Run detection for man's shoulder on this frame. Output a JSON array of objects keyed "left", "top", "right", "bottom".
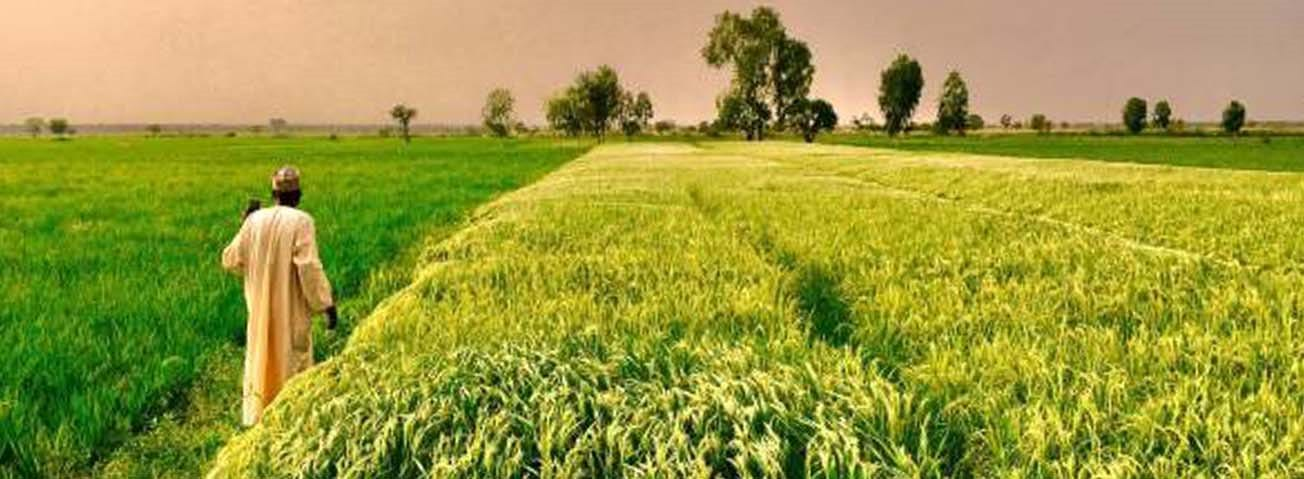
[{"left": 248, "top": 206, "right": 314, "bottom": 227}]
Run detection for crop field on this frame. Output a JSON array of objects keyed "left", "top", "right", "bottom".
[
  {"left": 207, "top": 141, "right": 1304, "bottom": 477},
  {"left": 825, "top": 133, "right": 1304, "bottom": 172},
  {"left": 0, "top": 137, "right": 586, "bottom": 477}
]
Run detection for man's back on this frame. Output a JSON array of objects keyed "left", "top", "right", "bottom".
[{"left": 222, "top": 205, "right": 333, "bottom": 425}]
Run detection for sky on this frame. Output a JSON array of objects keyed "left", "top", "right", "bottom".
[{"left": 2, "top": 0, "right": 1302, "bottom": 125}]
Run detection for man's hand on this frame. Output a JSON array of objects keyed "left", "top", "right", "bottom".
[{"left": 325, "top": 305, "right": 339, "bottom": 330}]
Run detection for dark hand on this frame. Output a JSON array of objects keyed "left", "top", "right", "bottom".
[{"left": 325, "top": 305, "right": 339, "bottom": 330}]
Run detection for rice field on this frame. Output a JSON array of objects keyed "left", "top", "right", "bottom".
[
  {"left": 210, "top": 142, "right": 1304, "bottom": 477},
  {"left": 0, "top": 137, "right": 586, "bottom": 477}
]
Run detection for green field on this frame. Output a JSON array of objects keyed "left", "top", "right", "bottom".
[
  {"left": 208, "top": 142, "right": 1304, "bottom": 477},
  {"left": 824, "top": 133, "right": 1304, "bottom": 172},
  {"left": 0, "top": 137, "right": 586, "bottom": 476}
]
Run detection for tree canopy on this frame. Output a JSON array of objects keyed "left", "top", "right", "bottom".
[
  {"left": 544, "top": 65, "right": 634, "bottom": 141},
  {"left": 791, "top": 98, "right": 837, "bottom": 143},
  {"left": 389, "top": 104, "right": 417, "bottom": 143},
  {"left": 1122, "top": 97, "right": 1147, "bottom": 134},
  {"left": 935, "top": 71, "right": 969, "bottom": 135},
  {"left": 878, "top": 54, "right": 924, "bottom": 136},
  {"left": 1153, "top": 100, "right": 1172, "bottom": 131},
  {"left": 1222, "top": 101, "right": 1246, "bottom": 135},
  {"left": 618, "top": 91, "right": 655, "bottom": 139},
  {"left": 702, "top": 7, "right": 815, "bottom": 141},
  {"left": 482, "top": 88, "right": 516, "bottom": 138}
]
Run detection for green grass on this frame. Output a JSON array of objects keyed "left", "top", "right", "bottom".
[
  {"left": 824, "top": 132, "right": 1304, "bottom": 171},
  {"left": 0, "top": 136, "right": 586, "bottom": 477},
  {"left": 210, "top": 142, "right": 1304, "bottom": 477}
]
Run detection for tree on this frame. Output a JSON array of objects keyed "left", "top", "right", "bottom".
[
  {"left": 49, "top": 118, "right": 70, "bottom": 138},
  {"left": 1222, "top": 100, "right": 1246, "bottom": 135},
  {"left": 935, "top": 71, "right": 970, "bottom": 135},
  {"left": 545, "top": 93, "right": 583, "bottom": 137},
  {"left": 999, "top": 114, "right": 1013, "bottom": 129},
  {"left": 618, "top": 91, "right": 654, "bottom": 139},
  {"left": 1029, "top": 114, "right": 1050, "bottom": 134},
  {"left": 389, "top": 104, "right": 417, "bottom": 143},
  {"left": 146, "top": 124, "right": 162, "bottom": 136},
  {"left": 24, "top": 117, "right": 45, "bottom": 137},
  {"left": 791, "top": 98, "right": 837, "bottom": 142},
  {"left": 1153, "top": 100, "right": 1172, "bottom": 131},
  {"left": 878, "top": 54, "right": 924, "bottom": 136},
  {"left": 851, "top": 113, "right": 876, "bottom": 131},
  {"left": 544, "top": 65, "right": 627, "bottom": 140},
  {"left": 269, "top": 118, "right": 289, "bottom": 136},
  {"left": 1122, "top": 97, "right": 1147, "bottom": 134},
  {"left": 654, "top": 120, "right": 677, "bottom": 135},
  {"left": 482, "top": 88, "right": 516, "bottom": 138},
  {"left": 966, "top": 114, "right": 985, "bottom": 131},
  {"left": 702, "top": 6, "right": 815, "bottom": 141}
]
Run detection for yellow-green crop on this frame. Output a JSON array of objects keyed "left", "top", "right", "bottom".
[{"left": 211, "top": 142, "right": 1304, "bottom": 477}]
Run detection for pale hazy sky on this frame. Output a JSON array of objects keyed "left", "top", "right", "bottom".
[{"left": 2, "top": 0, "right": 1301, "bottom": 125}]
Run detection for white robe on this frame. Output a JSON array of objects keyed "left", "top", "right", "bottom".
[{"left": 222, "top": 206, "right": 334, "bottom": 426}]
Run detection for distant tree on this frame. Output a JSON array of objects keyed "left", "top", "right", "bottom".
[
  {"left": 878, "top": 54, "right": 925, "bottom": 136},
  {"left": 935, "top": 71, "right": 970, "bottom": 135},
  {"left": 389, "top": 104, "right": 417, "bottom": 143},
  {"left": 966, "top": 114, "right": 985, "bottom": 131},
  {"left": 1029, "top": 114, "right": 1050, "bottom": 134},
  {"left": 702, "top": 6, "right": 814, "bottom": 141},
  {"left": 851, "top": 113, "right": 876, "bottom": 131},
  {"left": 248, "top": 125, "right": 265, "bottom": 135},
  {"left": 546, "top": 92, "right": 583, "bottom": 137},
  {"left": 24, "top": 117, "right": 45, "bottom": 137},
  {"left": 48, "top": 118, "right": 70, "bottom": 138},
  {"left": 1222, "top": 100, "right": 1246, "bottom": 135},
  {"left": 1059, "top": 121, "right": 1071, "bottom": 130},
  {"left": 790, "top": 98, "right": 837, "bottom": 143},
  {"left": 618, "top": 91, "right": 654, "bottom": 139},
  {"left": 146, "top": 124, "right": 162, "bottom": 136},
  {"left": 377, "top": 127, "right": 393, "bottom": 138},
  {"left": 482, "top": 88, "right": 516, "bottom": 138},
  {"left": 269, "top": 118, "right": 289, "bottom": 136},
  {"left": 653, "top": 119, "right": 677, "bottom": 135},
  {"left": 999, "top": 114, "right": 1013, "bottom": 129},
  {"left": 1122, "top": 97, "right": 1147, "bottom": 134},
  {"left": 1153, "top": 100, "right": 1172, "bottom": 131}
]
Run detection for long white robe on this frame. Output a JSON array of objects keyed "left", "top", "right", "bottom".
[{"left": 221, "top": 206, "right": 334, "bottom": 426}]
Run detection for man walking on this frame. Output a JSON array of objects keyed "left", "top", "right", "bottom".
[{"left": 222, "top": 166, "right": 338, "bottom": 426}]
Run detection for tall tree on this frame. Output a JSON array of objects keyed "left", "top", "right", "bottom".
[
  {"left": 999, "top": 114, "right": 1013, "bottom": 129},
  {"left": 702, "top": 6, "right": 814, "bottom": 141},
  {"left": 482, "top": 88, "right": 516, "bottom": 138},
  {"left": 791, "top": 98, "right": 838, "bottom": 143},
  {"left": 1222, "top": 101, "right": 1246, "bottom": 135},
  {"left": 618, "top": 91, "right": 654, "bottom": 139},
  {"left": 878, "top": 54, "right": 924, "bottom": 136},
  {"left": 269, "top": 118, "right": 289, "bottom": 135},
  {"left": 1153, "top": 100, "right": 1172, "bottom": 131},
  {"left": 935, "top": 71, "right": 970, "bottom": 135},
  {"left": 24, "top": 117, "right": 44, "bottom": 138},
  {"left": 1122, "top": 97, "right": 1147, "bottom": 134},
  {"left": 545, "top": 92, "right": 583, "bottom": 137},
  {"left": 389, "top": 104, "right": 417, "bottom": 143},
  {"left": 573, "top": 66, "right": 624, "bottom": 141},
  {"left": 48, "top": 118, "right": 70, "bottom": 138}
]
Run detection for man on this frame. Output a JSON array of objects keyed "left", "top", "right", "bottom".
[{"left": 222, "top": 166, "right": 339, "bottom": 426}]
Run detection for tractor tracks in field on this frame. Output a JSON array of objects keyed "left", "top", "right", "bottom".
[{"left": 789, "top": 167, "right": 1246, "bottom": 271}]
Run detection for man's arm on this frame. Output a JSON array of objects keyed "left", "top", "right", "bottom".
[
  {"left": 292, "top": 217, "right": 337, "bottom": 329},
  {"left": 221, "top": 220, "right": 250, "bottom": 275}
]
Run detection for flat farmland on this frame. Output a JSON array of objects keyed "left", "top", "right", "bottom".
[
  {"left": 211, "top": 142, "right": 1304, "bottom": 477},
  {"left": 0, "top": 137, "right": 586, "bottom": 476}
]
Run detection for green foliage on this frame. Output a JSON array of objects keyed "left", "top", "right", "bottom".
[
  {"left": 0, "top": 137, "right": 585, "bottom": 477},
  {"left": 268, "top": 118, "right": 288, "bottom": 136},
  {"left": 545, "top": 66, "right": 627, "bottom": 141},
  {"left": 999, "top": 114, "right": 1013, "bottom": 129},
  {"left": 482, "top": 88, "right": 516, "bottom": 138},
  {"left": 790, "top": 98, "right": 837, "bottom": 143},
  {"left": 48, "top": 118, "right": 70, "bottom": 137},
  {"left": 546, "top": 93, "right": 583, "bottom": 137},
  {"left": 618, "top": 91, "right": 654, "bottom": 139},
  {"left": 965, "top": 114, "right": 984, "bottom": 131},
  {"left": 1153, "top": 100, "right": 1172, "bottom": 131},
  {"left": 212, "top": 142, "right": 1304, "bottom": 477},
  {"left": 24, "top": 117, "right": 45, "bottom": 137},
  {"left": 702, "top": 6, "right": 815, "bottom": 141},
  {"left": 1122, "top": 97, "right": 1147, "bottom": 134},
  {"left": 653, "top": 120, "right": 676, "bottom": 135},
  {"left": 389, "top": 104, "right": 418, "bottom": 143},
  {"left": 934, "top": 71, "right": 969, "bottom": 135},
  {"left": 878, "top": 54, "right": 924, "bottom": 136},
  {"left": 1028, "top": 113, "right": 1051, "bottom": 134},
  {"left": 1223, "top": 101, "right": 1247, "bottom": 135}
]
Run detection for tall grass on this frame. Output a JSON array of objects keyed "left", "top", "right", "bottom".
[
  {"left": 0, "top": 137, "right": 585, "bottom": 476},
  {"left": 211, "top": 142, "right": 1304, "bottom": 476}
]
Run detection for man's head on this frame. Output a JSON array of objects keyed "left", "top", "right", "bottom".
[{"left": 271, "top": 166, "right": 302, "bottom": 207}]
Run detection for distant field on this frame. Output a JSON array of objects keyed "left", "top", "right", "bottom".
[
  {"left": 0, "top": 137, "right": 585, "bottom": 476},
  {"left": 212, "top": 142, "right": 1304, "bottom": 477},
  {"left": 825, "top": 133, "right": 1304, "bottom": 171}
]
